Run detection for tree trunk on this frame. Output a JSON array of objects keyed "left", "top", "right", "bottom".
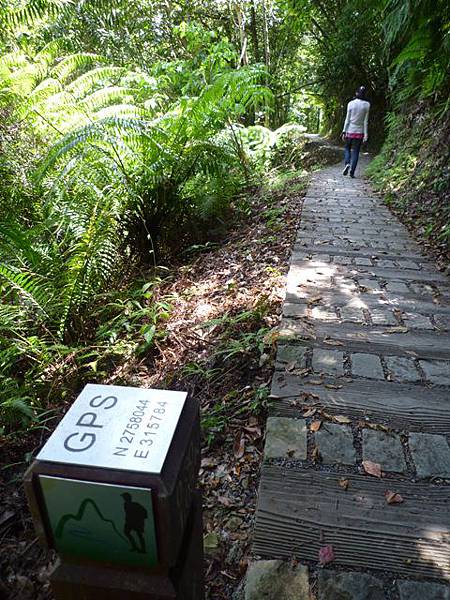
[
  {"left": 261, "top": 0, "right": 271, "bottom": 125},
  {"left": 235, "top": 1, "right": 249, "bottom": 67},
  {"left": 250, "top": 0, "right": 259, "bottom": 62}
]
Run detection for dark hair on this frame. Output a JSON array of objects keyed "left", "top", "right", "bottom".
[{"left": 355, "top": 86, "right": 367, "bottom": 99}]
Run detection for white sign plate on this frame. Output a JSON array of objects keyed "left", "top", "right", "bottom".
[{"left": 37, "top": 384, "right": 187, "bottom": 474}]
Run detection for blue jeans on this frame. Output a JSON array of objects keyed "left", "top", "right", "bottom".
[{"left": 344, "top": 137, "right": 363, "bottom": 175}]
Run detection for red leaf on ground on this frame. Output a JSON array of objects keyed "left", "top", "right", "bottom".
[
  {"left": 310, "top": 420, "right": 322, "bottom": 432},
  {"left": 362, "top": 460, "right": 382, "bottom": 478},
  {"left": 319, "top": 544, "right": 335, "bottom": 565}
]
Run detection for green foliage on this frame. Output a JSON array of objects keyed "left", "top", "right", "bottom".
[
  {"left": 0, "top": 3, "right": 276, "bottom": 428},
  {"left": 384, "top": 0, "right": 450, "bottom": 103},
  {"left": 366, "top": 106, "right": 450, "bottom": 257},
  {"left": 2, "top": 0, "right": 446, "bottom": 436},
  {"left": 285, "top": 0, "right": 389, "bottom": 144}
]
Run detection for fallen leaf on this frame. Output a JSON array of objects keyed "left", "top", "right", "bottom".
[
  {"left": 217, "top": 495, "right": 234, "bottom": 507},
  {"left": 303, "top": 407, "right": 317, "bottom": 417},
  {"left": 299, "top": 391, "right": 320, "bottom": 401},
  {"left": 201, "top": 457, "right": 218, "bottom": 468},
  {"left": 333, "top": 415, "right": 352, "bottom": 424},
  {"left": 263, "top": 330, "right": 280, "bottom": 345},
  {"left": 325, "top": 384, "right": 343, "bottom": 390},
  {"left": 203, "top": 532, "right": 219, "bottom": 553},
  {"left": 233, "top": 433, "right": 245, "bottom": 459},
  {"left": 366, "top": 422, "right": 390, "bottom": 433},
  {"left": 385, "top": 490, "right": 404, "bottom": 505},
  {"left": 296, "top": 368, "right": 311, "bottom": 377},
  {"left": 310, "top": 420, "right": 322, "bottom": 432},
  {"left": 362, "top": 460, "right": 382, "bottom": 478},
  {"left": 338, "top": 478, "right": 349, "bottom": 491},
  {"left": 244, "top": 425, "right": 262, "bottom": 437},
  {"left": 312, "top": 446, "right": 321, "bottom": 463},
  {"left": 308, "top": 295, "right": 323, "bottom": 306},
  {"left": 308, "top": 379, "right": 324, "bottom": 385},
  {"left": 259, "top": 353, "right": 270, "bottom": 367},
  {"left": 285, "top": 361, "right": 297, "bottom": 372},
  {"left": 384, "top": 326, "right": 408, "bottom": 334},
  {"left": 320, "top": 410, "right": 334, "bottom": 420},
  {"left": 319, "top": 544, "right": 335, "bottom": 565},
  {"left": 323, "top": 338, "right": 344, "bottom": 346}
]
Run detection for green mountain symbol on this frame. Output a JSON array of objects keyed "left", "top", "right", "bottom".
[{"left": 55, "top": 498, "right": 127, "bottom": 546}]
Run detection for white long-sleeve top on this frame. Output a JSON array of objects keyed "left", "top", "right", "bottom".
[{"left": 342, "top": 98, "right": 370, "bottom": 137}]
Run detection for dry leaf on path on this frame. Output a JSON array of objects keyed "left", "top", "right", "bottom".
[
  {"left": 325, "top": 384, "right": 343, "bottom": 390},
  {"left": 296, "top": 368, "right": 311, "bottom": 377},
  {"left": 384, "top": 326, "right": 408, "bottom": 334},
  {"left": 365, "top": 422, "right": 390, "bottom": 433},
  {"left": 299, "top": 391, "right": 320, "bottom": 401},
  {"left": 312, "top": 446, "right": 321, "bottom": 463},
  {"left": 310, "top": 420, "right": 322, "bottom": 432},
  {"left": 303, "top": 407, "right": 317, "bottom": 417},
  {"left": 333, "top": 415, "right": 352, "bottom": 424},
  {"left": 362, "top": 460, "right": 382, "bottom": 478},
  {"left": 321, "top": 410, "right": 333, "bottom": 420},
  {"left": 385, "top": 490, "right": 404, "bottom": 504},
  {"left": 323, "top": 338, "right": 344, "bottom": 346},
  {"left": 338, "top": 478, "right": 349, "bottom": 491},
  {"left": 319, "top": 544, "right": 335, "bottom": 565},
  {"left": 285, "top": 361, "right": 297, "bottom": 372}
]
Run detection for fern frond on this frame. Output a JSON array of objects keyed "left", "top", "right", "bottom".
[
  {"left": 0, "top": 264, "right": 51, "bottom": 317},
  {"left": 80, "top": 86, "right": 136, "bottom": 112},
  {"left": 66, "top": 66, "right": 126, "bottom": 97},
  {"left": 51, "top": 53, "right": 106, "bottom": 85},
  {"left": 4, "top": 0, "right": 71, "bottom": 28},
  {"left": 0, "top": 304, "right": 26, "bottom": 330}
]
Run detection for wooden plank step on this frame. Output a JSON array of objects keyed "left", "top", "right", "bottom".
[
  {"left": 279, "top": 320, "right": 450, "bottom": 360},
  {"left": 284, "top": 293, "right": 450, "bottom": 316},
  {"left": 270, "top": 375, "right": 450, "bottom": 435},
  {"left": 293, "top": 246, "right": 428, "bottom": 261},
  {"left": 253, "top": 466, "right": 450, "bottom": 580}
]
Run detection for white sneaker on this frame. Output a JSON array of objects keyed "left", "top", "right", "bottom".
[{"left": 342, "top": 164, "right": 350, "bottom": 176}]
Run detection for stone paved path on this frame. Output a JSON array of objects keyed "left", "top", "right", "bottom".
[{"left": 246, "top": 162, "right": 450, "bottom": 599}]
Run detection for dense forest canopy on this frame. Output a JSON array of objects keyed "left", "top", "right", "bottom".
[{"left": 0, "top": 0, "right": 449, "bottom": 428}]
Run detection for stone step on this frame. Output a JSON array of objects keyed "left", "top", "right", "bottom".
[
  {"left": 250, "top": 160, "right": 450, "bottom": 596},
  {"left": 244, "top": 562, "right": 450, "bottom": 600}
]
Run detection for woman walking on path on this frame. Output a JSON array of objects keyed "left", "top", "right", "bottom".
[{"left": 342, "top": 86, "right": 370, "bottom": 178}]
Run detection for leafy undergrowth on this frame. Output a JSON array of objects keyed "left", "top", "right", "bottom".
[
  {"left": 0, "top": 166, "right": 311, "bottom": 600},
  {"left": 366, "top": 104, "right": 450, "bottom": 270}
]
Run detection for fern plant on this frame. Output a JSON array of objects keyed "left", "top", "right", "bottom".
[{"left": 384, "top": 0, "right": 450, "bottom": 103}]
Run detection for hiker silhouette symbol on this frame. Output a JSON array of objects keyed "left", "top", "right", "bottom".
[{"left": 121, "top": 492, "right": 148, "bottom": 554}]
